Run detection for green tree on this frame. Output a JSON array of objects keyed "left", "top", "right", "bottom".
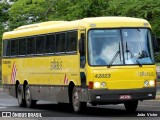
[
  {"left": 0, "top": 1, "right": 10, "bottom": 56},
  {"left": 8, "top": 0, "right": 109, "bottom": 25},
  {"left": 48, "top": 0, "right": 109, "bottom": 20},
  {"left": 8, "top": 0, "right": 54, "bottom": 29},
  {"left": 107, "top": 0, "right": 160, "bottom": 36}
]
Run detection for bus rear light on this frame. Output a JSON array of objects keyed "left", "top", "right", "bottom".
[{"left": 89, "top": 82, "right": 93, "bottom": 89}]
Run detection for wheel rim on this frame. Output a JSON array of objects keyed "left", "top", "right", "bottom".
[
  {"left": 25, "top": 88, "right": 31, "bottom": 105},
  {"left": 17, "top": 88, "right": 22, "bottom": 104},
  {"left": 72, "top": 90, "right": 79, "bottom": 111}
]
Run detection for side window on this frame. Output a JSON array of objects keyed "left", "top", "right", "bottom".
[
  {"left": 3, "top": 40, "right": 10, "bottom": 57},
  {"left": 46, "top": 34, "right": 55, "bottom": 54},
  {"left": 27, "top": 37, "right": 35, "bottom": 55},
  {"left": 11, "top": 39, "right": 18, "bottom": 56},
  {"left": 56, "top": 33, "right": 66, "bottom": 53},
  {"left": 67, "top": 31, "right": 77, "bottom": 52},
  {"left": 19, "top": 38, "right": 26, "bottom": 56},
  {"left": 36, "top": 36, "right": 45, "bottom": 54}
]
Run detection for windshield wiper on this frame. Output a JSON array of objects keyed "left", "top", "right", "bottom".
[
  {"left": 107, "top": 42, "right": 121, "bottom": 68},
  {"left": 126, "top": 42, "right": 142, "bottom": 67}
]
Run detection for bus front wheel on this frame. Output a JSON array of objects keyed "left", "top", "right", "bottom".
[
  {"left": 124, "top": 101, "right": 138, "bottom": 112},
  {"left": 72, "top": 87, "right": 86, "bottom": 113},
  {"left": 25, "top": 84, "right": 36, "bottom": 108},
  {"left": 17, "top": 84, "right": 25, "bottom": 107}
]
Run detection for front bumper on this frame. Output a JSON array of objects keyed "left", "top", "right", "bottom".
[{"left": 88, "top": 87, "right": 156, "bottom": 104}]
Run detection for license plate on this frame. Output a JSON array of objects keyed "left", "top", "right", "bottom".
[{"left": 120, "top": 95, "right": 132, "bottom": 100}]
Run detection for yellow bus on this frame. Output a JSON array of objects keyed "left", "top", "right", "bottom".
[{"left": 2, "top": 17, "right": 157, "bottom": 112}]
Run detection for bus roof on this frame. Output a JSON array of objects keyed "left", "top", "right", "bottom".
[
  {"left": 14, "top": 21, "right": 66, "bottom": 31},
  {"left": 3, "top": 16, "right": 151, "bottom": 40}
]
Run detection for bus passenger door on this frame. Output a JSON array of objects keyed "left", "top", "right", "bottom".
[{"left": 79, "top": 30, "right": 86, "bottom": 87}]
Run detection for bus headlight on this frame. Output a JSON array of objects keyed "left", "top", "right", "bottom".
[
  {"left": 149, "top": 80, "right": 155, "bottom": 86},
  {"left": 144, "top": 80, "right": 149, "bottom": 86},
  {"left": 101, "top": 82, "right": 106, "bottom": 88},
  {"left": 144, "top": 80, "right": 155, "bottom": 87},
  {"left": 94, "top": 82, "right": 100, "bottom": 88}
]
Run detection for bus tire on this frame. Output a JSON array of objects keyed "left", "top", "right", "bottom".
[
  {"left": 25, "top": 84, "right": 36, "bottom": 108},
  {"left": 17, "top": 84, "right": 25, "bottom": 107},
  {"left": 72, "top": 87, "right": 86, "bottom": 113},
  {"left": 124, "top": 101, "right": 138, "bottom": 112}
]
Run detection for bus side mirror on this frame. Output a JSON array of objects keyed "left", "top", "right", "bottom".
[
  {"left": 79, "top": 33, "right": 85, "bottom": 55},
  {"left": 153, "top": 36, "right": 159, "bottom": 52}
]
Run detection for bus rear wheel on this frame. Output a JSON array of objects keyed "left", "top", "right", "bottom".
[
  {"left": 124, "top": 101, "right": 138, "bottom": 112},
  {"left": 72, "top": 87, "right": 86, "bottom": 113},
  {"left": 17, "top": 84, "right": 25, "bottom": 107},
  {"left": 25, "top": 84, "right": 36, "bottom": 108}
]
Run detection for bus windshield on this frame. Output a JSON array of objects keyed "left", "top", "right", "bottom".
[{"left": 88, "top": 28, "right": 154, "bottom": 66}]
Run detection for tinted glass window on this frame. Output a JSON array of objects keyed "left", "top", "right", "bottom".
[
  {"left": 11, "top": 39, "right": 18, "bottom": 56},
  {"left": 19, "top": 38, "right": 26, "bottom": 56},
  {"left": 46, "top": 34, "right": 55, "bottom": 54},
  {"left": 36, "top": 36, "right": 45, "bottom": 54},
  {"left": 27, "top": 37, "right": 35, "bottom": 55},
  {"left": 56, "top": 33, "right": 66, "bottom": 53},
  {"left": 3, "top": 40, "right": 10, "bottom": 57},
  {"left": 67, "top": 31, "right": 77, "bottom": 52}
]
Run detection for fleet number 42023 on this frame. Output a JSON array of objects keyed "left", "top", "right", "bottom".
[{"left": 95, "top": 74, "right": 111, "bottom": 78}]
